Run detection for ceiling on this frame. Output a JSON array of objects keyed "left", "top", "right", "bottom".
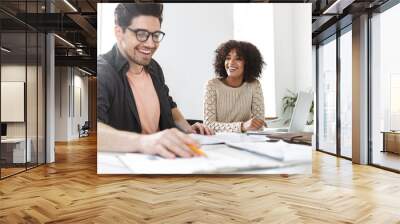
[
  {"left": 0, "top": 0, "right": 97, "bottom": 74},
  {"left": 0, "top": 0, "right": 394, "bottom": 75}
]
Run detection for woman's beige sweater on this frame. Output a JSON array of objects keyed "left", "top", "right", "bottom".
[{"left": 203, "top": 78, "right": 265, "bottom": 132}]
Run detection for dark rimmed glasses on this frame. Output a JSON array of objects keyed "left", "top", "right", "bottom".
[{"left": 126, "top": 28, "right": 165, "bottom": 43}]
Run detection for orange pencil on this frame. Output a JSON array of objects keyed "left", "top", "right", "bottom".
[{"left": 187, "top": 144, "right": 208, "bottom": 157}]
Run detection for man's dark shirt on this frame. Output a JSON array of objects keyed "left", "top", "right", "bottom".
[{"left": 97, "top": 45, "right": 177, "bottom": 133}]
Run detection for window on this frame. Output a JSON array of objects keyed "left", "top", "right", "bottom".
[
  {"left": 340, "top": 28, "right": 352, "bottom": 158},
  {"left": 390, "top": 74, "right": 400, "bottom": 130},
  {"left": 317, "top": 36, "right": 337, "bottom": 155},
  {"left": 370, "top": 2, "right": 400, "bottom": 171}
]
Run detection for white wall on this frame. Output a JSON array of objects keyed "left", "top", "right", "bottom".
[
  {"left": 55, "top": 67, "right": 89, "bottom": 141},
  {"left": 55, "top": 67, "right": 68, "bottom": 141},
  {"left": 293, "top": 4, "right": 313, "bottom": 93},
  {"left": 273, "top": 4, "right": 312, "bottom": 117},
  {"left": 98, "top": 3, "right": 118, "bottom": 55},
  {"left": 273, "top": 4, "right": 295, "bottom": 118},
  {"left": 155, "top": 4, "right": 233, "bottom": 120},
  {"left": 233, "top": 3, "right": 276, "bottom": 117}
]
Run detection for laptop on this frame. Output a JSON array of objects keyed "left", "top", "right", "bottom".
[{"left": 248, "top": 91, "right": 314, "bottom": 135}]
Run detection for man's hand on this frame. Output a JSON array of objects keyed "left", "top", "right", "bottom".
[
  {"left": 191, "top": 122, "right": 214, "bottom": 135},
  {"left": 138, "top": 128, "right": 200, "bottom": 159},
  {"left": 171, "top": 108, "right": 214, "bottom": 135},
  {"left": 242, "top": 118, "right": 265, "bottom": 131}
]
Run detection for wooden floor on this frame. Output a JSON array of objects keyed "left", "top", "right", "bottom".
[
  {"left": 1, "top": 163, "right": 45, "bottom": 178},
  {"left": 1, "top": 135, "right": 400, "bottom": 223},
  {"left": 373, "top": 150, "right": 400, "bottom": 171},
  {"left": 1, "top": 167, "right": 26, "bottom": 178}
]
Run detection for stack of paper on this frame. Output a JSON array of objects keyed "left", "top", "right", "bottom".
[
  {"left": 190, "top": 132, "right": 266, "bottom": 145},
  {"left": 107, "top": 133, "right": 311, "bottom": 174},
  {"left": 189, "top": 134, "right": 224, "bottom": 145},
  {"left": 117, "top": 149, "right": 282, "bottom": 174},
  {"left": 226, "top": 141, "right": 311, "bottom": 164},
  {"left": 246, "top": 128, "right": 289, "bottom": 135}
]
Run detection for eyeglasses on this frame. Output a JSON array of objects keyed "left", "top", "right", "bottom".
[{"left": 126, "top": 28, "right": 165, "bottom": 43}]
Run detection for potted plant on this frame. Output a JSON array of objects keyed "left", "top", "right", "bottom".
[
  {"left": 281, "top": 89, "right": 298, "bottom": 125},
  {"left": 281, "top": 89, "right": 314, "bottom": 125},
  {"left": 306, "top": 101, "right": 314, "bottom": 125}
]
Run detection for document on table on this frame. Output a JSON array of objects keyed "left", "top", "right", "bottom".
[
  {"left": 190, "top": 132, "right": 266, "bottom": 145},
  {"left": 189, "top": 134, "right": 225, "bottom": 145},
  {"left": 226, "top": 141, "right": 312, "bottom": 164},
  {"left": 117, "top": 149, "right": 283, "bottom": 174},
  {"left": 246, "top": 128, "right": 289, "bottom": 135}
]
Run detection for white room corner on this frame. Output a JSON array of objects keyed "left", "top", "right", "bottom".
[{"left": 55, "top": 67, "right": 89, "bottom": 141}]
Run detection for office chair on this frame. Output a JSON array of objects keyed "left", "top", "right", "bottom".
[{"left": 79, "top": 121, "right": 90, "bottom": 138}]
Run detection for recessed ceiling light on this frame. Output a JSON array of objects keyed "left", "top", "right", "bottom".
[
  {"left": 323, "top": 0, "right": 354, "bottom": 15},
  {"left": 1, "top": 47, "right": 11, "bottom": 53},
  {"left": 54, "top": 34, "right": 75, "bottom": 48},
  {"left": 78, "top": 67, "right": 92, "bottom": 76},
  {"left": 63, "top": 0, "right": 78, "bottom": 12}
]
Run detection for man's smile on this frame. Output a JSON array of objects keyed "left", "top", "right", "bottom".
[{"left": 137, "top": 47, "right": 152, "bottom": 55}]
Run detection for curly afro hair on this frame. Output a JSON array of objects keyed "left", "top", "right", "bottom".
[{"left": 214, "top": 40, "right": 265, "bottom": 83}]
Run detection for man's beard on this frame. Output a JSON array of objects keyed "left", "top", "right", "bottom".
[
  {"left": 127, "top": 53, "right": 151, "bottom": 66},
  {"left": 120, "top": 42, "right": 152, "bottom": 66}
]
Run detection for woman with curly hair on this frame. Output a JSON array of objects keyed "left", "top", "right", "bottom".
[{"left": 204, "top": 40, "right": 266, "bottom": 133}]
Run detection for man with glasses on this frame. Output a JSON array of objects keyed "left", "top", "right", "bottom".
[{"left": 97, "top": 3, "right": 213, "bottom": 159}]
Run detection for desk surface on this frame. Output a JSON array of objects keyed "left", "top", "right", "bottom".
[
  {"left": 98, "top": 141, "right": 312, "bottom": 174},
  {"left": 381, "top": 131, "right": 400, "bottom": 134}
]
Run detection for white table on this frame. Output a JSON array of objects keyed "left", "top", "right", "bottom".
[
  {"left": 98, "top": 141, "right": 312, "bottom": 175},
  {"left": 1, "top": 138, "right": 32, "bottom": 163}
]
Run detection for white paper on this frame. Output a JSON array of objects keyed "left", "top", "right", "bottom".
[
  {"left": 190, "top": 132, "right": 266, "bottom": 145},
  {"left": 117, "top": 149, "right": 282, "bottom": 174},
  {"left": 189, "top": 134, "right": 225, "bottom": 145},
  {"left": 226, "top": 141, "right": 312, "bottom": 163},
  {"left": 214, "top": 132, "right": 267, "bottom": 143},
  {"left": 246, "top": 128, "right": 289, "bottom": 135},
  {"left": 99, "top": 134, "right": 311, "bottom": 174}
]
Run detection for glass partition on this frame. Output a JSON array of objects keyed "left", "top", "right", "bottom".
[
  {"left": 339, "top": 28, "right": 352, "bottom": 158},
  {"left": 1, "top": 30, "right": 28, "bottom": 178},
  {"left": 317, "top": 36, "right": 337, "bottom": 155},
  {"left": 370, "top": 3, "right": 400, "bottom": 171},
  {"left": 0, "top": 1, "right": 46, "bottom": 179},
  {"left": 38, "top": 32, "right": 45, "bottom": 165},
  {"left": 27, "top": 31, "right": 38, "bottom": 169}
]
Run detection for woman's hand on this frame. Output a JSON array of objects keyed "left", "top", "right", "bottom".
[
  {"left": 242, "top": 118, "right": 265, "bottom": 131},
  {"left": 191, "top": 122, "right": 214, "bottom": 135}
]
